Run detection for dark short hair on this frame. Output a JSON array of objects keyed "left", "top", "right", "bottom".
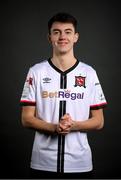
[{"left": 48, "top": 12, "right": 78, "bottom": 34}]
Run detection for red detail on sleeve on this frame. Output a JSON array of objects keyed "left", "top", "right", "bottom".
[
  {"left": 20, "top": 100, "right": 36, "bottom": 106},
  {"left": 90, "top": 102, "right": 107, "bottom": 109}
]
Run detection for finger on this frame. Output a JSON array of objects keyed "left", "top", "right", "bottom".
[
  {"left": 59, "top": 123, "right": 71, "bottom": 130},
  {"left": 61, "top": 113, "right": 70, "bottom": 120},
  {"left": 60, "top": 129, "right": 70, "bottom": 135}
]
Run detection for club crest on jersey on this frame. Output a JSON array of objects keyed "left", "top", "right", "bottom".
[{"left": 74, "top": 76, "right": 86, "bottom": 88}]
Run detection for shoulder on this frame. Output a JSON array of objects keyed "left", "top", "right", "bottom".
[
  {"left": 78, "top": 60, "right": 96, "bottom": 74},
  {"left": 30, "top": 59, "right": 49, "bottom": 72}
]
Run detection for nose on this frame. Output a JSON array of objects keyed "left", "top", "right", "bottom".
[{"left": 59, "top": 32, "right": 66, "bottom": 40}]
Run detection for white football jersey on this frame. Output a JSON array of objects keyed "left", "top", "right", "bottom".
[{"left": 20, "top": 59, "right": 107, "bottom": 173}]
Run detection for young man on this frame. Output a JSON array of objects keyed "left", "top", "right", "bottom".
[{"left": 20, "top": 12, "right": 107, "bottom": 178}]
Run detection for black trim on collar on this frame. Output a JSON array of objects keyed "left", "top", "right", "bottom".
[{"left": 48, "top": 58, "right": 79, "bottom": 75}]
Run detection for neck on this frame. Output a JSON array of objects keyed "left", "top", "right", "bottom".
[{"left": 51, "top": 53, "right": 77, "bottom": 72}]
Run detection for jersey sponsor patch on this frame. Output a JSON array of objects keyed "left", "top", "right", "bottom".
[
  {"left": 95, "top": 83, "right": 105, "bottom": 101},
  {"left": 41, "top": 90, "right": 84, "bottom": 100},
  {"left": 21, "top": 77, "right": 33, "bottom": 98}
]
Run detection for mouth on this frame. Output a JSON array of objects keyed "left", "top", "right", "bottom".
[{"left": 58, "top": 42, "right": 68, "bottom": 46}]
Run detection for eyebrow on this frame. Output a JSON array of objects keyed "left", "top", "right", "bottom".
[{"left": 52, "top": 28, "right": 73, "bottom": 32}]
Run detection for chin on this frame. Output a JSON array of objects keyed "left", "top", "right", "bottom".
[
  {"left": 58, "top": 48, "right": 70, "bottom": 54},
  {"left": 59, "top": 51, "right": 68, "bottom": 55}
]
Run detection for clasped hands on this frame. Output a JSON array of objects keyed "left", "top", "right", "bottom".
[{"left": 56, "top": 113, "right": 73, "bottom": 135}]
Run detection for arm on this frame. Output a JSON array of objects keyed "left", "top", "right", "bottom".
[
  {"left": 58, "top": 109, "right": 104, "bottom": 134},
  {"left": 21, "top": 106, "right": 57, "bottom": 134},
  {"left": 71, "top": 109, "right": 104, "bottom": 131}
]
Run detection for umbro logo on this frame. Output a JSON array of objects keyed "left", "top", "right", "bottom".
[{"left": 43, "top": 77, "right": 51, "bottom": 83}]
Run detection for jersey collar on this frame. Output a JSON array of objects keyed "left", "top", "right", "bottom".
[{"left": 48, "top": 58, "right": 79, "bottom": 75}]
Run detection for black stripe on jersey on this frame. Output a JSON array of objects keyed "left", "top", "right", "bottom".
[
  {"left": 61, "top": 101, "right": 66, "bottom": 173},
  {"left": 57, "top": 135, "right": 65, "bottom": 173},
  {"left": 60, "top": 75, "right": 67, "bottom": 89},
  {"left": 57, "top": 101, "right": 66, "bottom": 173},
  {"left": 61, "top": 135, "right": 65, "bottom": 173},
  {"left": 57, "top": 101, "right": 63, "bottom": 173},
  {"left": 57, "top": 66, "right": 67, "bottom": 173},
  {"left": 57, "top": 136, "right": 61, "bottom": 172}
]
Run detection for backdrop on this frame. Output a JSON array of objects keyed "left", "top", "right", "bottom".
[{"left": 1, "top": 0, "right": 121, "bottom": 178}]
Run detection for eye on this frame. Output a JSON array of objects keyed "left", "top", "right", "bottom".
[
  {"left": 53, "top": 31, "right": 60, "bottom": 35},
  {"left": 65, "top": 31, "right": 72, "bottom": 34}
]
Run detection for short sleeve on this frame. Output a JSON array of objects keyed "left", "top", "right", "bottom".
[
  {"left": 90, "top": 71, "right": 107, "bottom": 110},
  {"left": 20, "top": 68, "right": 36, "bottom": 106}
]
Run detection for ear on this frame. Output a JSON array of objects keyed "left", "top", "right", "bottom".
[
  {"left": 47, "top": 34, "right": 51, "bottom": 43},
  {"left": 74, "top": 32, "right": 79, "bottom": 43}
]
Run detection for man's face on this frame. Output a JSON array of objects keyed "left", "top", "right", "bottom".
[{"left": 48, "top": 22, "right": 79, "bottom": 54}]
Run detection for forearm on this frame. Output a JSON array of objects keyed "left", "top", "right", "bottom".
[
  {"left": 70, "top": 108, "right": 104, "bottom": 132},
  {"left": 22, "top": 115, "right": 57, "bottom": 134},
  {"left": 71, "top": 117, "right": 104, "bottom": 132}
]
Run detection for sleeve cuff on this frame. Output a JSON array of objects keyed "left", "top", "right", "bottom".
[
  {"left": 20, "top": 100, "right": 36, "bottom": 106},
  {"left": 90, "top": 102, "right": 107, "bottom": 110}
]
